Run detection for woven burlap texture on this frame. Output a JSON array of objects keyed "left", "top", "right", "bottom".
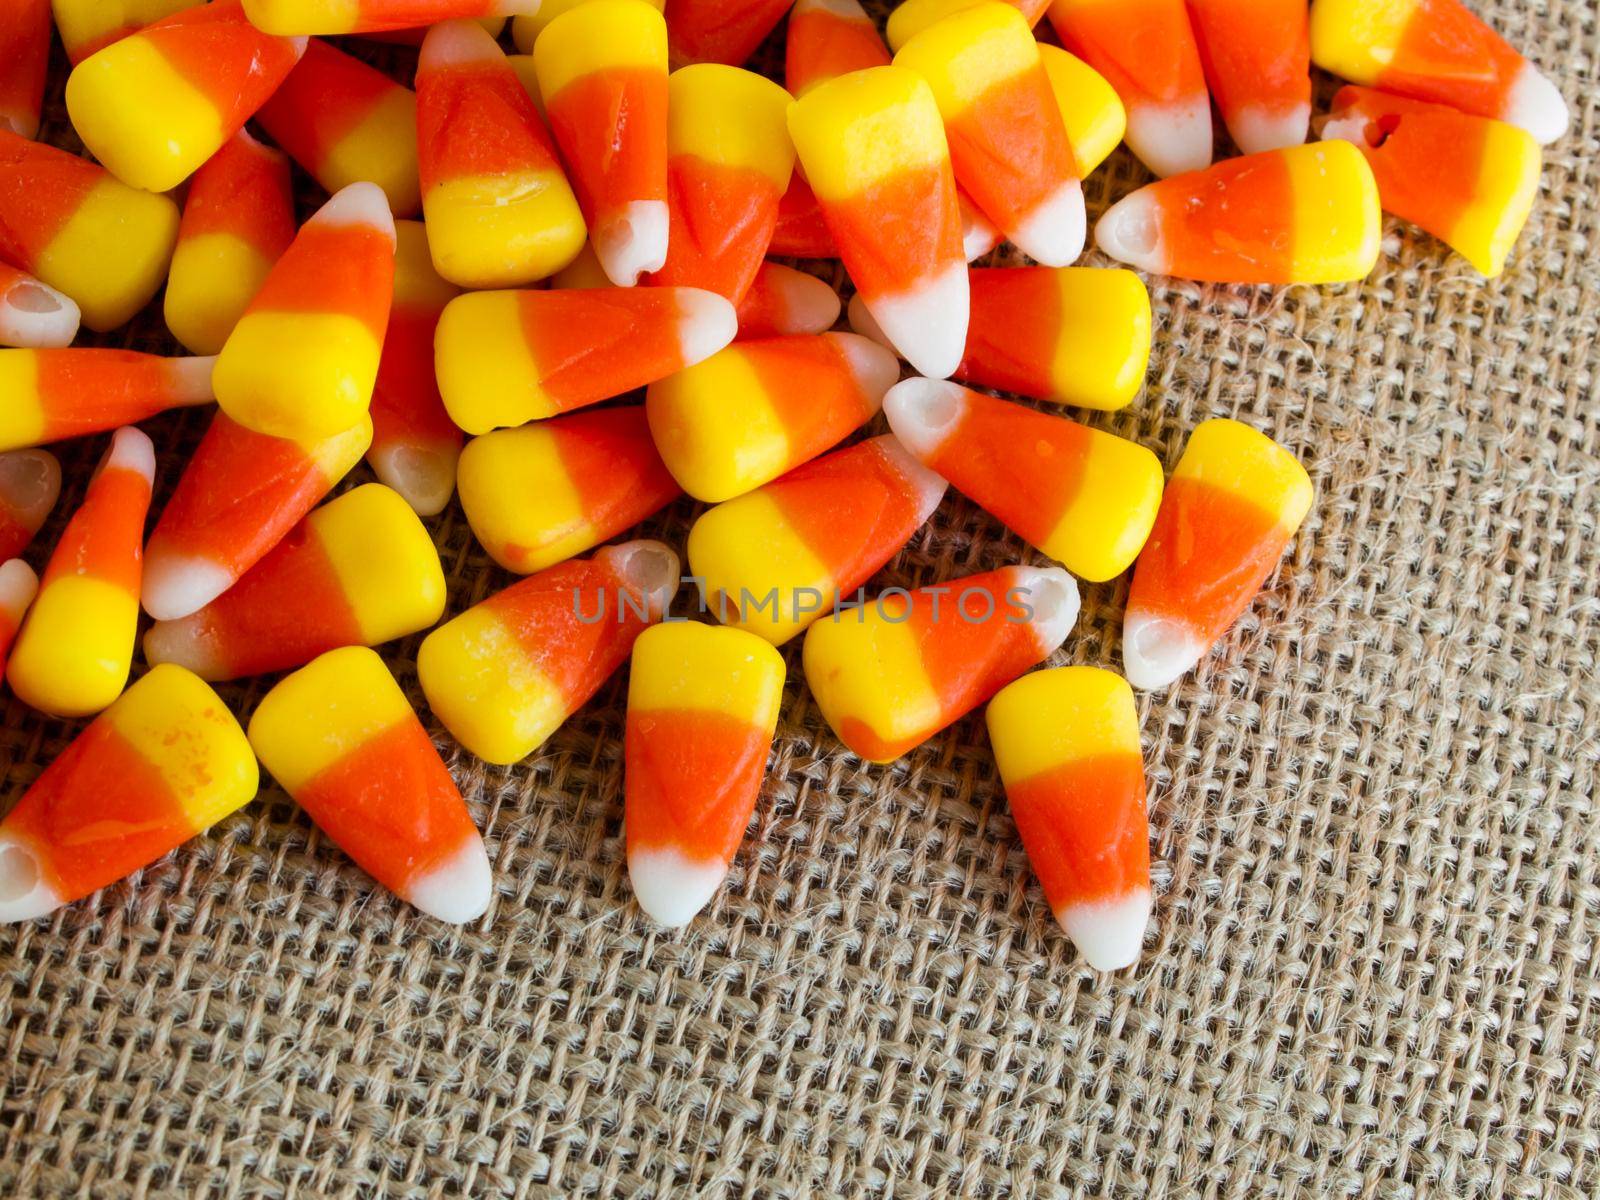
[{"left": 3, "top": 4, "right": 1598, "bottom": 1197}]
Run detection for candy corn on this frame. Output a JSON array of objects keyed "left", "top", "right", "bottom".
[
  {"left": 0, "top": 559, "right": 38, "bottom": 676},
  {"left": 458, "top": 407, "right": 680, "bottom": 574},
  {"left": 361, "top": 15, "right": 506, "bottom": 42},
  {"left": 850, "top": 266, "right": 1150, "bottom": 411},
  {"left": 687, "top": 434, "right": 946, "bottom": 645},
  {"left": 1123, "top": 418, "right": 1312, "bottom": 689},
  {"left": 895, "top": 3, "right": 1084, "bottom": 267},
  {"left": 734, "top": 261, "right": 841, "bottom": 338},
  {"left": 957, "top": 188, "right": 1001, "bottom": 262},
  {"left": 0, "top": 0, "right": 49, "bottom": 138},
  {"left": 213, "top": 182, "right": 396, "bottom": 441},
  {"left": 646, "top": 332, "right": 898, "bottom": 502},
  {"left": 786, "top": 0, "right": 890, "bottom": 99},
  {"left": 1322, "top": 86, "right": 1541, "bottom": 278},
  {"left": 1095, "top": 142, "right": 1382, "bottom": 284},
  {"left": 65, "top": 1, "right": 307, "bottom": 192},
  {"left": 144, "top": 484, "right": 445, "bottom": 682},
  {"left": 0, "top": 348, "right": 213, "bottom": 453},
  {"left": 1309, "top": 0, "right": 1568, "bottom": 144},
  {"left": 986, "top": 666, "right": 1150, "bottom": 970},
  {"left": 241, "top": 0, "right": 537, "bottom": 35},
  {"left": 1038, "top": 45, "right": 1125, "bottom": 177},
  {"left": 803, "top": 564, "right": 1080, "bottom": 762},
  {"left": 885, "top": 380, "right": 1162, "bottom": 581},
  {"left": 512, "top": 0, "right": 664, "bottom": 49},
  {"left": 534, "top": 0, "right": 670, "bottom": 285},
  {"left": 255, "top": 38, "right": 421, "bottom": 216},
  {"left": 7, "top": 427, "right": 154, "bottom": 718},
  {"left": 0, "top": 130, "right": 180, "bottom": 331},
  {"left": 0, "top": 449, "right": 59, "bottom": 560},
  {"left": 0, "top": 664, "right": 257, "bottom": 923},
  {"left": 662, "top": 0, "right": 793, "bottom": 67},
  {"left": 417, "top": 20, "right": 586, "bottom": 287},
  {"left": 418, "top": 540, "right": 679, "bottom": 764},
  {"left": 368, "top": 221, "right": 462, "bottom": 516},
  {"left": 434, "top": 286, "right": 735, "bottom": 433},
  {"left": 0, "top": 265, "right": 80, "bottom": 349},
  {"left": 1186, "top": 0, "right": 1310, "bottom": 154},
  {"left": 788, "top": 67, "right": 967, "bottom": 379},
  {"left": 625, "top": 622, "right": 784, "bottom": 925},
  {"left": 51, "top": 0, "right": 198, "bottom": 64},
  {"left": 164, "top": 131, "right": 296, "bottom": 355},
  {"left": 248, "top": 647, "right": 492, "bottom": 923},
  {"left": 885, "top": 0, "right": 1048, "bottom": 50},
  {"left": 645, "top": 64, "right": 794, "bottom": 304},
  {"left": 141, "top": 413, "right": 372, "bottom": 621},
  {"left": 1047, "top": 0, "right": 1211, "bottom": 177},
  {"left": 771, "top": 173, "right": 837, "bottom": 259}
]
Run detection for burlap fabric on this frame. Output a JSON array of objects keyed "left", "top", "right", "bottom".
[{"left": 3, "top": 5, "right": 1597, "bottom": 1196}]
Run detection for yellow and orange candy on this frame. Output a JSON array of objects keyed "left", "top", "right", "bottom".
[
  {"left": 986, "top": 666, "right": 1151, "bottom": 971},
  {"left": 241, "top": 0, "right": 536, "bottom": 35},
  {"left": 165, "top": 131, "right": 296, "bottom": 356},
  {"left": 7, "top": 426, "right": 155, "bottom": 717},
  {"left": 249, "top": 647, "right": 492, "bottom": 924},
  {"left": 1095, "top": 141, "right": 1382, "bottom": 285},
  {"left": 1186, "top": 0, "right": 1310, "bottom": 154},
  {"left": 1047, "top": 0, "right": 1211, "bottom": 177},
  {"left": 255, "top": 38, "right": 421, "bottom": 216},
  {"left": 786, "top": 0, "right": 890, "bottom": 99},
  {"left": 418, "top": 540, "right": 680, "bottom": 764},
  {"left": 803, "top": 563, "right": 1080, "bottom": 762},
  {"left": 0, "top": 449, "right": 60, "bottom": 560},
  {"left": 644, "top": 64, "right": 794, "bottom": 304},
  {"left": 1310, "top": 0, "right": 1568, "bottom": 145},
  {"left": 0, "top": 559, "right": 38, "bottom": 678},
  {"left": 0, "top": 264, "right": 80, "bottom": 350},
  {"left": 434, "top": 285, "right": 735, "bottom": 433},
  {"left": 896, "top": 3, "right": 1084, "bottom": 267},
  {"left": 662, "top": 0, "right": 793, "bottom": 67},
  {"left": 65, "top": 1, "right": 306, "bottom": 192},
  {"left": 885, "top": 380, "right": 1163, "bottom": 581},
  {"left": 885, "top": 0, "right": 1048, "bottom": 49},
  {"left": 213, "top": 182, "right": 396, "bottom": 441},
  {"left": 144, "top": 483, "right": 445, "bottom": 682},
  {"left": 687, "top": 434, "right": 946, "bottom": 645},
  {"left": 770, "top": 172, "right": 838, "bottom": 259},
  {"left": 369, "top": 221, "right": 463, "bottom": 516},
  {"left": 1123, "top": 418, "right": 1313, "bottom": 689},
  {"left": 1322, "top": 85, "right": 1541, "bottom": 278},
  {"left": 141, "top": 413, "right": 371, "bottom": 621},
  {"left": 1038, "top": 45, "right": 1126, "bottom": 178},
  {"left": 0, "top": 348, "right": 213, "bottom": 453},
  {"left": 458, "top": 407, "right": 680, "bottom": 575},
  {"left": 361, "top": 15, "right": 507, "bottom": 42},
  {"left": 788, "top": 66, "right": 967, "bottom": 379},
  {"left": 647, "top": 331, "right": 898, "bottom": 502},
  {"left": 0, "top": 663, "right": 257, "bottom": 924},
  {"left": 625, "top": 622, "right": 784, "bottom": 926},
  {"left": 512, "top": 0, "right": 664, "bottom": 49},
  {"left": 51, "top": 0, "right": 198, "bottom": 65},
  {"left": 534, "top": 0, "right": 670, "bottom": 285},
  {"left": 0, "top": 130, "right": 179, "bottom": 331},
  {"left": 417, "top": 19, "right": 586, "bottom": 287},
  {"left": 0, "top": 0, "right": 49, "bottom": 138},
  {"left": 734, "top": 261, "right": 841, "bottom": 338}
]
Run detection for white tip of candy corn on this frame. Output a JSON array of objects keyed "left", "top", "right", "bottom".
[
  {"left": 601, "top": 538, "right": 682, "bottom": 620},
  {"left": 1009, "top": 178, "right": 1086, "bottom": 267},
  {"left": 371, "top": 443, "right": 457, "bottom": 517},
  {"left": 143, "top": 617, "right": 226, "bottom": 680},
  {"left": 0, "top": 558, "right": 38, "bottom": 618},
  {"left": 865, "top": 262, "right": 969, "bottom": 380},
  {"left": 0, "top": 274, "right": 80, "bottom": 348},
  {"left": 104, "top": 425, "right": 157, "bottom": 483},
  {"left": 418, "top": 18, "right": 503, "bottom": 71},
  {"left": 406, "top": 836, "right": 494, "bottom": 924},
  {"left": 1012, "top": 565, "right": 1080, "bottom": 656},
  {"left": 1504, "top": 63, "right": 1569, "bottom": 144},
  {"left": 872, "top": 434, "right": 947, "bottom": 520},
  {"left": 960, "top": 191, "right": 1002, "bottom": 261},
  {"left": 832, "top": 331, "right": 900, "bottom": 410},
  {"left": 759, "top": 265, "right": 840, "bottom": 335},
  {"left": 141, "top": 554, "right": 233, "bottom": 622},
  {"left": 595, "top": 200, "right": 670, "bottom": 286},
  {"left": 1122, "top": 611, "right": 1205, "bottom": 690},
  {"left": 167, "top": 355, "right": 218, "bottom": 407},
  {"left": 1125, "top": 97, "right": 1212, "bottom": 178},
  {"left": 882, "top": 376, "right": 962, "bottom": 461},
  {"left": 1229, "top": 103, "right": 1310, "bottom": 156},
  {"left": 493, "top": 0, "right": 543, "bottom": 15},
  {"left": 0, "top": 836, "right": 63, "bottom": 924},
  {"left": 0, "top": 449, "right": 61, "bottom": 531},
  {"left": 313, "top": 182, "right": 398, "bottom": 242},
  {"left": 845, "top": 292, "right": 891, "bottom": 349},
  {"left": 1095, "top": 189, "right": 1167, "bottom": 274},
  {"left": 674, "top": 288, "right": 739, "bottom": 366},
  {"left": 629, "top": 847, "right": 729, "bottom": 928},
  {"left": 1057, "top": 888, "right": 1151, "bottom": 971}
]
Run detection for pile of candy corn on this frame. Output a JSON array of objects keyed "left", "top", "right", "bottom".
[{"left": 0, "top": 0, "right": 1566, "bottom": 971}]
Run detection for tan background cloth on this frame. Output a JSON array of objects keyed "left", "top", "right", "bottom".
[{"left": 4, "top": 4, "right": 1598, "bottom": 1195}]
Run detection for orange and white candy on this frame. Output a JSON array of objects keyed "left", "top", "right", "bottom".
[
  {"left": 241, "top": 0, "right": 537, "bottom": 35},
  {"left": 0, "top": 558, "right": 38, "bottom": 678},
  {"left": 0, "top": 264, "right": 80, "bottom": 350},
  {"left": 986, "top": 666, "right": 1151, "bottom": 971},
  {"left": 785, "top": 0, "right": 890, "bottom": 99},
  {"left": 0, "top": 348, "right": 212, "bottom": 453},
  {"left": 625, "top": 621, "right": 784, "bottom": 925},
  {"left": 1186, "top": 0, "right": 1311, "bottom": 154},
  {"left": 249, "top": 647, "right": 492, "bottom": 924},
  {"left": 662, "top": 0, "right": 793, "bottom": 67},
  {"left": 0, "top": 0, "right": 49, "bottom": 138},
  {"left": 734, "top": 262, "right": 841, "bottom": 338},
  {"left": 0, "top": 449, "right": 60, "bottom": 560},
  {"left": 1123, "top": 418, "right": 1312, "bottom": 689}
]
